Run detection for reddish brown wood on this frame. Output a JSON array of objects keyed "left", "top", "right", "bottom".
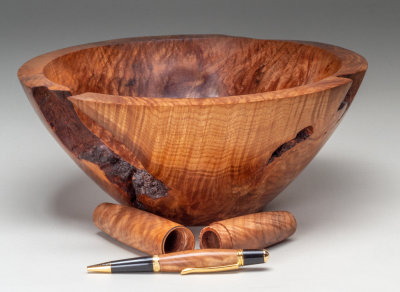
[
  {"left": 199, "top": 211, "right": 297, "bottom": 249},
  {"left": 158, "top": 249, "right": 239, "bottom": 272},
  {"left": 93, "top": 203, "right": 195, "bottom": 254},
  {"left": 18, "top": 35, "right": 367, "bottom": 225}
]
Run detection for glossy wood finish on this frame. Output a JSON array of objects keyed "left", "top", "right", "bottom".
[
  {"left": 158, "top": 249, "right": 239, "bottom": 272},
  {"left": 18, "top": 35, "right": 367, "bottom": 225},
  {"left": 93, "top": 203, "right": 195, "bottom": 254},
  {"left": 200, "top": 211, "right": 297, "bottom": 249}
]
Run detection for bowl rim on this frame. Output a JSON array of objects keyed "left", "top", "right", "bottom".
[{"left": 18, "top": 34, "right": 368, "bottom": 106}]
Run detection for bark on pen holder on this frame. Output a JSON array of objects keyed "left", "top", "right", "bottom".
[
  {"left": 93, "top": 203, "right": 195, "bottom": 254},
  {"left": 18, "top": 35, "right": 367, "bottom": 225},
  {"left": 200, "top": 211, "right": 297, "bottom": 249}
]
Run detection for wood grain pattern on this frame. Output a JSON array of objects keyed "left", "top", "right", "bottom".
[
  {"left": 158, "top": 249, "right": 238, "bottom": 272},
  {"left": 18, "top": 35, "right": 367, "bottom": 225},
  {"left": 199, "top": 211, "right": 296, "bottom": 249},
  {"left": 92, "top": 203, "right": 195, "bottom": 254}
]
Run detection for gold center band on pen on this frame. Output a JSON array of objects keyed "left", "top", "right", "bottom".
[
  {"left": 152, "top": 255, "right": 160, "bottom": 272},
  {"left": 237, "top": 249, "right": 244, "bottom": 266}
]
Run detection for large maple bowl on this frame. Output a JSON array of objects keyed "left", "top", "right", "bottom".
[{"left": 18, "top": 35, "right": 367, "bottom": 225}]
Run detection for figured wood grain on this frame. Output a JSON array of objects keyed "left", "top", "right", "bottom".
[
  {"left": 93, "top": 203, "right": 195, "bottom": 254},
  {"left": 158, "top": 249, "right": 238, "bottom": 272},
  {"left": 18, "top": 35, "right": 367, "bottom": 225},
  {"left": 199, "top": 211, "right": 297, "bottom": 249}
]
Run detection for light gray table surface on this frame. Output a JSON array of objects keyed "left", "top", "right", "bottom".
[{"left": 1, "top": 1, "right": 399, "bottom": 291}]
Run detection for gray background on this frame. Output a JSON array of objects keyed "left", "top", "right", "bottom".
[{"left": 1, "top": 0, "right": 399, "bottom": 291}]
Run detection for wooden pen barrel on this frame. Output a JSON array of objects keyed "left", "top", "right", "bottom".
[{"left": 158, "top": 249, "right": 239, "bottom": 272}]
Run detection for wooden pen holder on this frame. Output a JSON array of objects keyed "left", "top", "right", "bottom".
[
  {"left": 93, "top": 203, "right": 195, "bottom": 255},
  {"left": 200, "top": 211, "right": 297, "bottom": 249}
]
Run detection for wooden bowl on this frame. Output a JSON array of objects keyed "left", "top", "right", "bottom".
[{"left": 18, "top": 35, "right": 367, "bottom": 225}]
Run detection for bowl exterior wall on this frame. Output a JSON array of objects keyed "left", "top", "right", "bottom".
[
  {"left": 19, "top": 36, "right": 367, "bottom": 225},
  {"left": 23, "top": 77, "right": 360, "bottom": 225}
]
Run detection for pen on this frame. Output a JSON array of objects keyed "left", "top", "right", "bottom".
[{"left": 87, "top": 249, "right": 269, "bottom": 275}]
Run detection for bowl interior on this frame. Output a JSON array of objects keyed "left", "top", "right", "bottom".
[{"left": 43, "top": 37, "right": 341, "bottom": 98}]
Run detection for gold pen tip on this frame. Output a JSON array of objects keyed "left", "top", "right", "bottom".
[{"left": 87, "top": 264, "right": 112, "bottom": 273}]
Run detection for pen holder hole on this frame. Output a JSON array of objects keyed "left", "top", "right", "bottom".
[
  {"left": 200, "top": 230, "right": 221, "bottom": 248},
  {"left": 163, "top": 227, "right": 195, "bottom": 253}
]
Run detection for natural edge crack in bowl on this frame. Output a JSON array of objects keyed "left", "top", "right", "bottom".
[{"left": 18, "top": 35, "right": 367, "bottom": 225}]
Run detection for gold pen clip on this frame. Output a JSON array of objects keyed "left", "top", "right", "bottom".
[
  {"left": 180, "top": 250, "right": 244, "bottom": 275},
  {"left": 180, "top": 263, "right": 240, "bottom": 275}
]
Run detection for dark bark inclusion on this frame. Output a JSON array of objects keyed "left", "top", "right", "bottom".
[
  {"left": 31, "top": 87, "right": 169, "bottom": 207},
  {"left": 79, "top": 144, "right": 135, "bottom": 186},
  {"left": 337, "top": 74, "right": 360, "bottom": 111},
  {"left": 267, "top": 126, "right": 314, "bottom": 165},
  {"left": 132, "top": 169, "right": 170, "bottom": 200}
]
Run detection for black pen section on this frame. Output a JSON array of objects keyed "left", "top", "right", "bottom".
[
  {"left": 87, "top": 256, "right": 154, "bottom": 273},
  {"left": 111, "top": 256, "right": 154, "bottom": 273},
  {"left": 242, "top": 250, "right": 268, "bottom": 266}
]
